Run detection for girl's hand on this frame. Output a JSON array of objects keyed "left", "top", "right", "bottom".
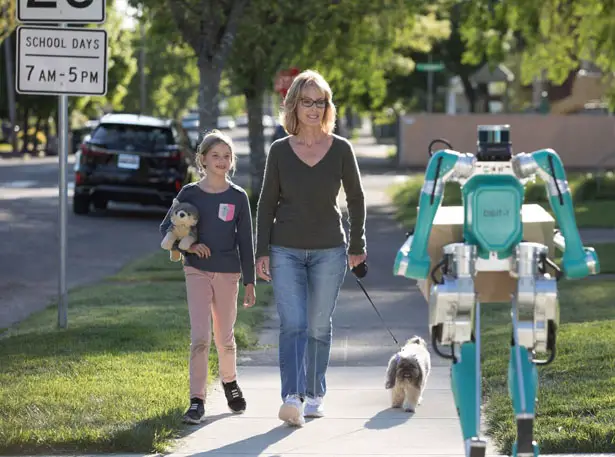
[
  {"left": 243, "top": 284, "right": 256, "bottom": 308},
  {"left": 188, "top": 243, "right": 211, "bottom": 258},
  {"left": 256, "top": 256, "right": 271, "bottom": 281},
  {"left": 348, "top": 252, "right": 367, "bottom": 270}
]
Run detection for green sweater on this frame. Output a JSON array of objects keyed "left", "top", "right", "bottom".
[{"left": 256, "top": 135, "right": 366, "bottom": 258}]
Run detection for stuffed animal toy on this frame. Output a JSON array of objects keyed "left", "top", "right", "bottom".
[{"left": 161, "top": 200, "right": 200, "bottom": 262}]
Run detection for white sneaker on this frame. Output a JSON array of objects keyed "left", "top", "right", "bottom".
[
  {"left": 278, "top": 395, "right": 305, "bottom": 426},
  {"left": 304, "top": 396, "right": 324, "bottom": 418}
]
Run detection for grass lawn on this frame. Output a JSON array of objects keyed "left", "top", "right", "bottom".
[
  {"left": 554, "top": 242, "right": 615, "bottom": 274},
  {"left": 0, "top": 251, "right": 272, "bottom": 455},
  {"left": 481, "top": 279, "right": 615, "bottom": 454}
]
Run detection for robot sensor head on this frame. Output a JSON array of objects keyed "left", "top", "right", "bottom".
[{"left": 476, "top": 124, "right": 512, "bottom": 162}]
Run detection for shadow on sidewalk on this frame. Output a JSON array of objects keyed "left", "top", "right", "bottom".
[
  {"left": 183, "top": 424, "right": 297, "bottom": 456},
  {"left": 364, "top": 407, "right": 413, "bottom": 430}
]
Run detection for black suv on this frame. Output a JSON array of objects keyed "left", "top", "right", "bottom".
[{"left": 73, "top": 113, "right": 194, "bottom": 215}]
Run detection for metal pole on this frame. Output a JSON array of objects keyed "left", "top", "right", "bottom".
[
  {"left": 427, "top": 53, "right": 433, "bottom": 113},
  {"left": 139, "top": 8, "right": 146, "bottom": 114},
  {"left": 4, "top": 33, "right": 18, "bottom": 155},
  {"left": 58, "top": 23, "right": 68, "bottom": 329}
]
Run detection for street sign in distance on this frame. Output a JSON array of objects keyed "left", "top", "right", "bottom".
[
  {"left": 416, "top": 62, "right": 445, "bottom": 72},
  {"left": 16, "top": 26, "right": 108, "bottom": 96},
  {"left": 17, "top": 0, "right": 106, "bottom": 24}
]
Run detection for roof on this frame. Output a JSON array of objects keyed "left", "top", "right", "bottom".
[
  {"left": 470, "top": 63, "right": 515, "bottom": 84},
  {"left": 99, "top": 113, "right": 172, "bottom": 128}
]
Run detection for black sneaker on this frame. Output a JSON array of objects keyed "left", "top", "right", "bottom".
[
  {"left": 183, "top": 397, "right": 205, "bottom": 424},
  {"left": 222, "top": 380, "right": 246, "bottom": 413}
]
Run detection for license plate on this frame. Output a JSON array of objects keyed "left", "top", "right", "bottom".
[{"left": 117, "top": 153, "right": 140, "bottom": 170}]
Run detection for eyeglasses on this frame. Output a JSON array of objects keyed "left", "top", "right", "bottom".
[{"left": 300, "top": 98, "right": 328, "bottom": 109}]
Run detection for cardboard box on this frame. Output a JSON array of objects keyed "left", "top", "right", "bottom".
[{"left": 417, "top": 204, "right": 555, "bottom": 303}]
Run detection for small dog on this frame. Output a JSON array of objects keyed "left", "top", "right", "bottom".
[
  {"left": 385, "top": 336, "right": 431, "bottom": 412},
  {"left": 161, "top": 200, "right": 200, "bottom": 262}
]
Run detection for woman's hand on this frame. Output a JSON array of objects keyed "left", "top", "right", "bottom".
[
  {"left": 188, "top": 243, "right": 211, "bottom": 258},
  {"left": 348, "top": 253, "right": 367, "bottom": 270},
  {"left": 256, "top": 256, "right": 271, "bottom": 281},
  {"left": 243, "top": 284, "right": 256, "bottom": 308}
]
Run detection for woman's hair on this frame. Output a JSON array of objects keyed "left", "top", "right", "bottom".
[
  {"left": 195, "top": 129, "right": 236, "bottom": 176},
  {"left": 280, "top": 69, "right": 337, "bottom": 136}
]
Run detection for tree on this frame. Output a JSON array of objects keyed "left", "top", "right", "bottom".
[
  {"left": 460, "top": 0, "right": 615, "bottom": 108},
  {"left": 122, "top": 18, "right": 199, "bottom": 120},
  {"left": 380, "top": 6, "right": 452, "bottom": 112},
  {"left": 296, "top": 1, "right": 416, "bottom": 113},
  {"left": 0, "top": 0, "right": 15, "bottom": 43},
  {"left": 226, "top": 0, "right": 419, "bottom": 197},
  {"left": 129, "top": 0, "right": 249, "bottom": 132},
  {"left": 226, "top": 0, "right": 320, "bottom": 198},
  {"left": 72, "top": 2, "right": 138, "bottom": 117}
]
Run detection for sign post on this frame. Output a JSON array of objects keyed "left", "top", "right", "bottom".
[
  {"left": 416, "top": 55, "right": 444, "bottom": 113},
  {"left": 16, "top": 0, "right": 107, "bottom": 329}
]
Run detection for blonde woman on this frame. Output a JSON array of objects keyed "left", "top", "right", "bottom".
[
  {"left": 160, "top": 130, "right": 256, "bottom": 424},
  {"left": 255, "top": 70, "right": 367, "bottom": 426}
]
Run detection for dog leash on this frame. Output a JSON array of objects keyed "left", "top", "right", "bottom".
[{"left": 351, "top": 262, "right": 401, "bottom": 347}]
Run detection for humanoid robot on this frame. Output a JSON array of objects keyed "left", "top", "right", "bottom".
[{"left": 394, "top": 125, "right": 600, "bottom": 457}]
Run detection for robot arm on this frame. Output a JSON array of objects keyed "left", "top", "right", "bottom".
[
  {"left": 397, "top": 149, "right": 475, "bottom": 280},
  {"left": 512, "top": 148, "right": 600, "bottom": 279}
]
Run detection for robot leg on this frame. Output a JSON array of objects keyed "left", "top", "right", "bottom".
[
  {"left": 429, "top": 243, "right": 487, "bottom": 457},
  {"left": 509, "top": 242, "right": 559, "bottom": 457}
]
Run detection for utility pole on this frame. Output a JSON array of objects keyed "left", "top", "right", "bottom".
[
  {"left": 4, "top": 33, "right": 18, "bottom": 155},
  {"left": 427, "top": 54, "right": 433, "bottom": 113},
  {"left": 139, "top": 7, "right": 146, "bottom": 115},
  {"left": 416, "top": 56, "right": 444, "bottom": 113}
]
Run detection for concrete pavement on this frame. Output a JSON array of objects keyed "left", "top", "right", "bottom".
[
  {"left": 164, "top": 174, "right": 506, "bottom": 457},
  {"left": 162, "top": 150, "right": 615, "bottom": 457}
]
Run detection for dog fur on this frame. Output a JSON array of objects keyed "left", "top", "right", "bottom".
[
  {"left": 385, "top": 336, "right": 431, "bottom": 412},
  {"left": 161, "top": 200, "right": 199, "bottom": 262}
]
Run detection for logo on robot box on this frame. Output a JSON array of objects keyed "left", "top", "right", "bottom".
[{"left": 483, "top": 208, "right": 510, "bottom": 217}]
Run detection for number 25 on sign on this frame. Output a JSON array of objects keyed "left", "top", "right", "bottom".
[
  {"left": 26, "top": 0, "right": 94, "bottom": 6},
  {"left": 18, "top": 0, "right": 105, "bottom": 23}
]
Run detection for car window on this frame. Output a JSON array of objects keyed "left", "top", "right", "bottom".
[{"left": 90, "top": 124, "right": 174, "bottom": 152}]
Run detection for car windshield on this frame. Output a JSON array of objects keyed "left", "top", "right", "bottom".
[{"left": 90, "top": 124, "right": 174, "bottom": 152}]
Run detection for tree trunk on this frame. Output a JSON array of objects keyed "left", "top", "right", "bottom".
[
  {"left": 197, "top": 58, "right": 222, "bottom": 135},
  {"left": 245, "top": 79, "right": 266, "bottom": 203},
  {"left": 460, "top": 74, "right": 477, "bottom": 113},
  {"left": 32, "top": 116, "right": 42, "bottom": 155},
  {"left": 21, "top": 107, "right": 30, "bottom": 154}
]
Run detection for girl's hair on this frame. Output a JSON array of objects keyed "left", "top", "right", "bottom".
[
  {"left": 280, "top": 69, "right": 337, "bottom": 136},
  {"left": 195, "top": 129, "right": 236, "bottom": 177}
]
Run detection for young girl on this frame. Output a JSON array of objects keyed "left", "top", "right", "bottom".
[{"left": 159, "top": 129, "right": 256, "bottom": 424}]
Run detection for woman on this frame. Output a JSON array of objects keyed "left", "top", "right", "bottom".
[{"left": 255, "top": 70, "right": 367, "bottom": 426}]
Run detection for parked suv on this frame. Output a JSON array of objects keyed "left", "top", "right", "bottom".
[{"left": 73, "top": 113, "right": 194, "bottom": 215}]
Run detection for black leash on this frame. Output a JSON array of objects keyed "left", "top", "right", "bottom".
[{"left": 351, "top": 262, "right": 401, "bottom": 347}]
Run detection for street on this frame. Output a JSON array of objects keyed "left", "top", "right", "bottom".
[{"left": 0, "top": 126, "right": 271, "bottom": 330}]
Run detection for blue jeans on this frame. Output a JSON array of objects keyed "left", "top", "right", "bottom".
[{"left": 270, "top": 245, "right": 348, "bottom": 400}]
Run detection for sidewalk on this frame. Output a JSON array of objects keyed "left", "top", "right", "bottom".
[
  {"left": 165, "top": 179, "right": 505, "bottom": 456},
  {"left": 163, "top": 156, "right": 615, "bottom": 457}
]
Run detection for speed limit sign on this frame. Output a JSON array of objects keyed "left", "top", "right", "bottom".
[{"left": 17, "top": 0, "right": 106, "bottom": 23}]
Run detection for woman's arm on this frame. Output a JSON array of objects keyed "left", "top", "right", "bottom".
[
  {"left": 237, "top": 190, "right": 256, "bottom": 285},
  {"left": 341, "top": 141, "right": 367, "bottom": 255},
  {"left": 255, "top": 145, "right": 281, "bottom": 258}
]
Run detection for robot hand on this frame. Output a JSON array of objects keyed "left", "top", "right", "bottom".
[
  {"left": 562, "top": 247, "right": 600, "bottom": 279},
  {"left": 405, "top": 254, "right": 432, "bottom": 280}
]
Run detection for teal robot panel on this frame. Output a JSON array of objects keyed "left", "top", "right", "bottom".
[{"left": 462, "top": 174, "right": 524, "bottom": 259}]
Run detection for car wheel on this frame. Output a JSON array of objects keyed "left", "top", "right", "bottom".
[
  {"left": 73, "top": 194, "right": 90, "bottom": 215},
  {"left": 93, "top": 199, "right": 108, "bottom": 210}
]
